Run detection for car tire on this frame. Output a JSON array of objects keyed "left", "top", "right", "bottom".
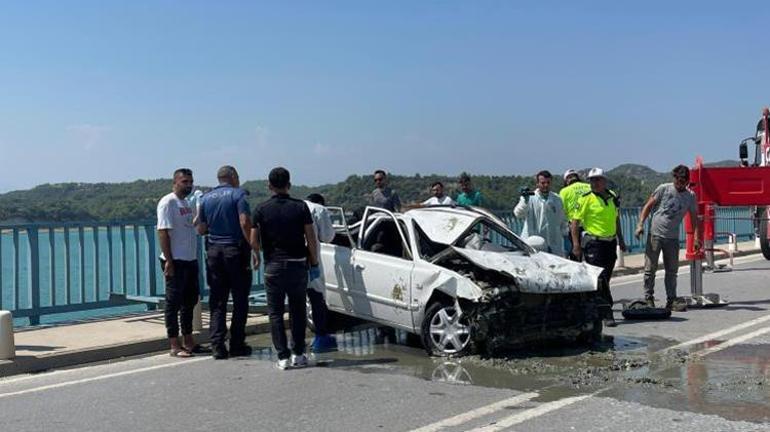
[
  {"left": 306, "top": 297, "right": 350, "bottom": 333},
  {"left": 577, "top": 319, "right": 603, "bottom": 345},
  {"left": 421, "top": 301, "right": 474, "bottom": 357}
]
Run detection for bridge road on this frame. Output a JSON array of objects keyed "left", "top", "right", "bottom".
[{"left": 1, "top": 255, "right": 769, "bottom": 431}]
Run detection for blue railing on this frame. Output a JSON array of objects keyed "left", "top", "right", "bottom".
[
  {"left": 0, "top": 207, "right": 757, "bottom": 326},
  {"left": 497, "top": 207, "right": 756, "bottom": 252}
]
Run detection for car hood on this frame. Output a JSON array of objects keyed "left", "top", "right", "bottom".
[{"left": 450, "top": 247, "right": 603, "bottom": 294}]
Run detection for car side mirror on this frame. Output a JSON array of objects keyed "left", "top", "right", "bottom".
[{"left": 524, "top": 236, "right": 547, "bottom": 252}]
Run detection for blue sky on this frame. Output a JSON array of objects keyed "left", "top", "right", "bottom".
[{"left": 0, "top": 1, "right": 768, "bottom": 191}]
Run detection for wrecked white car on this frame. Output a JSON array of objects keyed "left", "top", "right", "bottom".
[{"left": 316, "top": 205, "right": 605, "bottom": 357}]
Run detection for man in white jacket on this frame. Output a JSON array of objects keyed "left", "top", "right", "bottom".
[
  {"left": 513, "top": 170, "right": 568, "bottom": 256},
  {"left": 304, "top": 193, "right": 337, "bottom": 352}
]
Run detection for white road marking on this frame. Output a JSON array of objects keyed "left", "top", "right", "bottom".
[
  {"left": 0, "top": 356, "right": 209, "bottom": 399},
  {"left": 692, "top": 326, "right": 770, "bottom": 357},
  {"left": 408, "top": 392, "right": 538, "bottom": 432},
  {"left": 663, "top": 313, "right": 770, "bottom": 353},
  {"left": 465, "top": 395, "right": 593, "bottom": 432},
  {"left": 612, "top": 254, "right": 764, "bottom": 287},
  {"left": 0, "top": 352, "right": 173, "bottom": 386}
]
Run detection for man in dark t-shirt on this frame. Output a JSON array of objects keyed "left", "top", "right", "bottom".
[
  {"left": 198, "top": 165, "right": 253, "bottom": 360},
  {"left": 250, "top": 167, "right": 320, "bottom": 370}
]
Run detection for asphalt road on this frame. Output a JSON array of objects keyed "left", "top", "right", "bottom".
[{"left": 1, "top": 254, "right": 770, "bottom": 431}]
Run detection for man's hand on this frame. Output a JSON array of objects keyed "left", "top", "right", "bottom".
[
  {"left": 309, "top": 265, "right": 321, "bottom": 282},
  {"left": 634, "top": 224, "right": 644, "bottom": 240},
  {"left": 694, "top": 237, "right": 702, "bottom": 251},
  {"left": 163, "top": 260, "right": 175, "bottom": 278},
  {"left": 618, "top": 239, "right": 628, "bottom": 253},
  {"left": 252, "top": 253, "right": 260, "bottom": 270},
  {"left": 571, "top": 246, "right": 582, "bottom": 261}
]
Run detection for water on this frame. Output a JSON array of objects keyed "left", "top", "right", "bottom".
[{"left": 0, "top": 226, "right": 161, "bottom": 326}]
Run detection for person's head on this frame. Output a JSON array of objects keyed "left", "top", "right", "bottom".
[
  {"left": 373, "top": 169, "right": 388, "bottom": 189},
  {"left": 217, "top": 165, "right": 240, "bottom": 188},
  {"left": 671, "top": 164, "right": 690, "bottom": 192},
  {"left": 459, "top": 172, "right": 472, "bottom": 193},
  {"left": 268, "top": 167, "right": 291, "bottom": 193},
  {"left": 430, "top": 181, "right": 445, "bottom": 198},
  {"left": 172, "top": 168, "right": 194, "bottom": 198},
  {"left": 587, "top": 167, "right": 607, "bottom": 193},
  {"left": 307, "top": 193, "right": 325, "bottom": 206},
  {"left": 563, "top": 169, "right": 580, "bottom": 186},
  {"left": 535, "top": 170, "right": 552, "bottom": 194}
]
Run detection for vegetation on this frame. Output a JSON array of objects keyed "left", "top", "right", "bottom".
[{"left": 0, "top": 163, "right": 718, "bottom": 223}]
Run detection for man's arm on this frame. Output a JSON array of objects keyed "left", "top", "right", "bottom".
[
  {"left": 239, "top": 213, "right": 252, "bottom": 243},
  {"left": 635, "top": 195, "right": 657, "bottom": 239},
  {"left": 616, "top": 216, "right": 627, "bottom": 252},
  {"left": 513, "top": 196, "right": 528, "bottom": 220},
  {"left": 249, "top": 227, "right": 261, "bottom": 268},
  {"left": 570, "top": 220, "right": 582, "bottom": 259},
  {"left": 304, "top": 224, "right": 320, "bottom": 267},
  {"left": 158, "top": 229, "right": 174, "bottom": 277},
  {"left": 690, "top": 207, "right": 701, "bottom": 250},
  {"left": 196, "top": 202, "right": 208, "bottom": 235}
]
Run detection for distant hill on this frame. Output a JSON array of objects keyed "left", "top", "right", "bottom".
[{"left": 0, "top": 164, "right": 679, "bottom": 222}]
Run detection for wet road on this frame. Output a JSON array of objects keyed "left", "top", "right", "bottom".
[{"left": 1, "top": 254, "right": 770, "bottom": 431}]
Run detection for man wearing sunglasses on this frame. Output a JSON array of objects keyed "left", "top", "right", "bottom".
[
  {"left": 369, "top": 169, "right": 401, "bottom": 212},
  {"left": 635, "top": 165, "right": 699, "bottom": 312}
]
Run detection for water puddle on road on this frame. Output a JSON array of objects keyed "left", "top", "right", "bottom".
[{"left": 245, "top": 323, "right": 770, "bottom": 424}]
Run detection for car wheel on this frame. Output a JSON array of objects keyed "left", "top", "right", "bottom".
[
  {"left": 421, "top": 301, "right": 474, "bottom": 357},
  {"left": 759, "top": 207, "right": 770, "bottom": 260},
  {"left": 577, "top": 319, "right": 603, "bottom": 345}
]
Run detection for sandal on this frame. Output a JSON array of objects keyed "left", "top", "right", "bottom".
[{"left": 170, "top": 348, "right": 193, "bottom": 358}]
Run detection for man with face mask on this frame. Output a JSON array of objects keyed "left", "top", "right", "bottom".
[
  {"left": 513, "top": 170, "right": 567, "bottom": 256},
  {"left": 157, "top": 168, "right": 200, "bottom": 357}
]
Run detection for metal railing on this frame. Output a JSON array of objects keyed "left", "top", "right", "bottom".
[{"left": 0, "top": 207, "right": 757, "bottom": 326}]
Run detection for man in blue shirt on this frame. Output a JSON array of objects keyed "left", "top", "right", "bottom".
[{"left": 197, "top": 165, "right": 254, "bottom": 359}]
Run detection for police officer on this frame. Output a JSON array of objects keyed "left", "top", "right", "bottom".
[
  {"left": 197, "top": 166, "right": 253, "bottom": 359},
  {"left": 250, "top": 167, "right": 320, "bottom": 370},
  {"left": 570, "top": 168, "right": 627, "bottom": 327},
  {"left": 560, "top": 169, "right": 591, "bottom": 260}
]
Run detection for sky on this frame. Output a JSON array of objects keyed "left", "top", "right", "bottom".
[{"left": 0, "top": 1, "right": 768, "bottom": 192}]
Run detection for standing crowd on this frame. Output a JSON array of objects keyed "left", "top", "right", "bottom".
[{"left": 156, "top": 163, "right": 698, "bottom": 366}]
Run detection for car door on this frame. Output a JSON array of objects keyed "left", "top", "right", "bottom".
[
  {"left": 350, "top": 207, "right": 415, "bottom": 329},
  {"left": 321, "top": 207, "right": 356, "bottom": 312}
]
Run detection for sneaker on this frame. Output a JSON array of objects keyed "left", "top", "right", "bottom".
[
  {"left": 229, "top": 344, "right": 253, "bottom": 357},
  {"left": 603, "top": 317, "right": 617, "bottom": 328},
  {"left": 276, "top": 358, "right": 291, "bottom": 370},
  {"left": 311, "top": 335, "right": 338, "bottom": 353},
  {"left": 645, "top": 297, "right": 655, "bottom": 308},
  {"left": 212, "top": 346, "right": 229, "bottom": 360},
  {"left": 291, "top": 353, "right": 308, "bottom": 368}
]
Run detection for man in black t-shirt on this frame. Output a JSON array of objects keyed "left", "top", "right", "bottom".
[{"left": 250, "top": 167, "right": 320, "bottom": 370}]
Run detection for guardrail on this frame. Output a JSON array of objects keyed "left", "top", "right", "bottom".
[{"left": 0, "top": 206, "right": 757, "bottom": 326}]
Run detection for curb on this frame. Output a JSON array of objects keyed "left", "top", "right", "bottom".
[
  {"left": 0, "top": 319, "right": 274, "bottom": 378},
  {"left": 613, "top": 249, "right": 762, "bottom": 277}
]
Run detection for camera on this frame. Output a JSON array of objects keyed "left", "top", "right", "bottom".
[{"left": 520, "top": 187, "right": 535, "bottom": 197}]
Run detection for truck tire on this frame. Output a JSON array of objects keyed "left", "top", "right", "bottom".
[{"left": 760, "top": 207, "right": 770, "bottom": 260}]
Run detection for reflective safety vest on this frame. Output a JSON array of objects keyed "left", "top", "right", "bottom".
[{"left": 574, "top": 190, "right": 619, "bottom": 238}]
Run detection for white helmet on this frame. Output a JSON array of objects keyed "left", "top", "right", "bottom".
[{"left": 587, "top": 167, "right": 606, "bottom": 179}]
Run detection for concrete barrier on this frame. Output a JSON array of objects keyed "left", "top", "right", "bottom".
[{"left": 0, "top": 311, "right": 15, "bottom": 360}]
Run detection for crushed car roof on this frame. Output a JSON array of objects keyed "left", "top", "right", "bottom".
[{"left": 405, "top": 206, "right": 481, "bottom": 245}]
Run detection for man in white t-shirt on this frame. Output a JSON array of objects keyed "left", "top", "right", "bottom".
[
  {"left": 304, "top": 193, "right": 337, "bottom": 352},
  {"left": 157, "top": 168, "right": 200, "bottom": 358},
  {"left": 422, "top": 181, "right": 455, "bottom": 206}
]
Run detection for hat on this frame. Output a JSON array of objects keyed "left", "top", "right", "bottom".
[
  {"left": 563, "top": 169, "right": 579, "bottom": 181},
  {"left": 587, "top": 168, "right": 606, "bottom": 179}
]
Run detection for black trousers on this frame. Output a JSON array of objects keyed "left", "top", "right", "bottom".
[
  {"left": 264, "top": 260, "right": 308, "bottom": 360},
  {"left": 583, "top": 238, "right": 617, "bottom": 318},
  {"left": 206, "top": 243, "right": 252, "bottom": 349},
  {"left": 160, "top": 259, "right": 200, "bottom": 338},
  {"left": 307, "top": 288, "right": 329, "bottom": 336}
]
